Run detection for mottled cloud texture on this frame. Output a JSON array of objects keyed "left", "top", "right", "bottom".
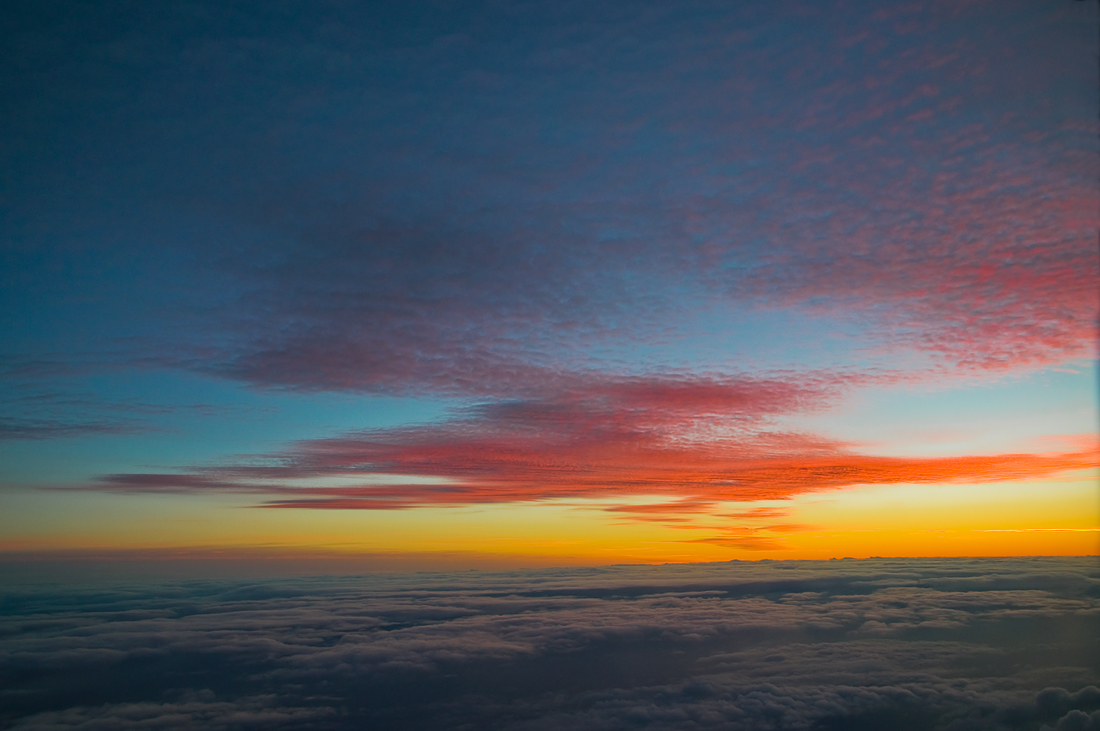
[
  {"left": 87, "top": 378, "right": 1098, "bottom": 512},
  {"left": 2, "top": 6, "right": 1096, "bottom": 726},
  {"left": 3, "top": 0, "right": 1096, "bottom": 393},
  {"left": 1, "top": 558, "right": 1097, "bottom": 729},
  {"left": 2, "top": 0, "right": 1095, "bottom": 514},
  {"left": 79, "top": 374, "right": 1098, "bottom": 515}
]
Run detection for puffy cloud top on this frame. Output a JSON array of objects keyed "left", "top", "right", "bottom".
[{"left": 2, "top": 557, "right": 1098, "bottom": 729}]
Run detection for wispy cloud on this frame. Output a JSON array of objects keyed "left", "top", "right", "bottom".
[
  {"left": 0, "top": 417, "right": 138, "bottom": 441},
  {"left": 78, "top": 370, "right": 1097, "bottom": 512}
]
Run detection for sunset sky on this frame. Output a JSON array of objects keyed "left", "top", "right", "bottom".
[{"left": 1, "top": 0, "right": 1098, "bottom": 568}]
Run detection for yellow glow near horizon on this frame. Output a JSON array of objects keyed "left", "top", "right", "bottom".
[{"left": 2, "top": 469, "right": 1096, "bottom": 566}]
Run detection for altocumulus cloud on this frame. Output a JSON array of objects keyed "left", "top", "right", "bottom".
[
  {"left": 3, "top": 0, "right": 1097, "bottom": 397},
  {"left": 1, "top": 557, "right": 1097, "bottom": 730}
]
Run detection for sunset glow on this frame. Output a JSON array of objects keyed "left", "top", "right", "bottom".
[
  {"left": 1, "top": 0, "right": 1097, "bottom": 566},
  {"left": 6, "top": 3, "right": 1100, "bottom": 728}
]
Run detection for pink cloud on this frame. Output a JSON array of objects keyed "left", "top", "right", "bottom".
[{"left": 83, "top": 372, "right": 1098, "bottom": 516}]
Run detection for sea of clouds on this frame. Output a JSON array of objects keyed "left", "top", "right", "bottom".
[{"left": 1, "top": 557, "right": 1097, "bottom": 730}]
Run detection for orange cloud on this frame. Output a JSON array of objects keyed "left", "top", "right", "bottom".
[{"left": 84, "top": 372, "right": 1098, "bottom": 517}]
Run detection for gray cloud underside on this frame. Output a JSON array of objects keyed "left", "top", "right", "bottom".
[{"left": 1, "top": 557, "right": 1097, "bottom": 730}]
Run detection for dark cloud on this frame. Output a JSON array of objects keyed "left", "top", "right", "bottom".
[
  {"left": 2, "top": 0, "right": 1096, "bottom": 404},
  {"left": 0, "top": 418, "right": 136, "bottom": 441},
  {"left": 1, "top": 557, "right": 1097, "bottom": 730},
  {"left": 5, "top": 693, "right": 338, "bottom": 731},
  {"left": 0, "top": 387, "right": 235, "bottom": 442}
]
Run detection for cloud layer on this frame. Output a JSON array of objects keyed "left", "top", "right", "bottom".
[
  {"left": 3, "top": 0, "right": 1097, "bottom": 399},
  {"left": 1, "top": 557, "right": 1097, "bottom": 729},
  {"left": 83, "top": 370, "right": 1098, "bottom": 512},
  {"left": 2, "top": 1, "right": 1096, "bottom": 526}
]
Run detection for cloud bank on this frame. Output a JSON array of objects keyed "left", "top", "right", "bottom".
[
  {"left": 81, "top": 371, "right": 1097, "bottom": 512},
  {"left": 3, "top": 0, "right": 1096, "bottom": 399},
  {"left": 2, "top": 1, "right": 1096, "bottom": 529},
  {"left": 1, "top": 558, "right": 1097, "bottom": 729}
]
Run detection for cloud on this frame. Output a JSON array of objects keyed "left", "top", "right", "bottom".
[
  {"left": 162, "top": 0, "right": 1100, "bottom": 381},
  {"left": 3, "top": 0, "right": 1096, "bottom": 403},
  {"left": 0, "top": 557, "right": 1097, "bottom": 730},
  {"left": 0, "top": 388, "right": 235, "bottom": 442},
  {"left": 7, "top": 694, "right": 337, "bottom": 731},
  {"left": 78, "top": 371, "right": 1097, "bottom": 511},
  {"left": 0, "top": 418, "right": 136, "bottom": 441}
]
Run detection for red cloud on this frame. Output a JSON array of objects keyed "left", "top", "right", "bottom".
[{"left": 85, "top": 373, "right": 1098, "bottom": 516}]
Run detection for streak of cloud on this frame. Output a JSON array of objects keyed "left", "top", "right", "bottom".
[{"left": 79, "top": 370, "right": 1097, "bottom": 512}]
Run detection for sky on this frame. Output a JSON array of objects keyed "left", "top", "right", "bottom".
[{"left": 1, "top": 0, "right": 1099, "bottom": 567}]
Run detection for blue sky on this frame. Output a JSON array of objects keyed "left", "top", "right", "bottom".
[{"left": 1, "top": 0, "right": 1097, "bottom": 561}]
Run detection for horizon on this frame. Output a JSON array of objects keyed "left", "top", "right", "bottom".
[{"left": 1, "top": 1, "right": 1098, "bottom": 727}]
